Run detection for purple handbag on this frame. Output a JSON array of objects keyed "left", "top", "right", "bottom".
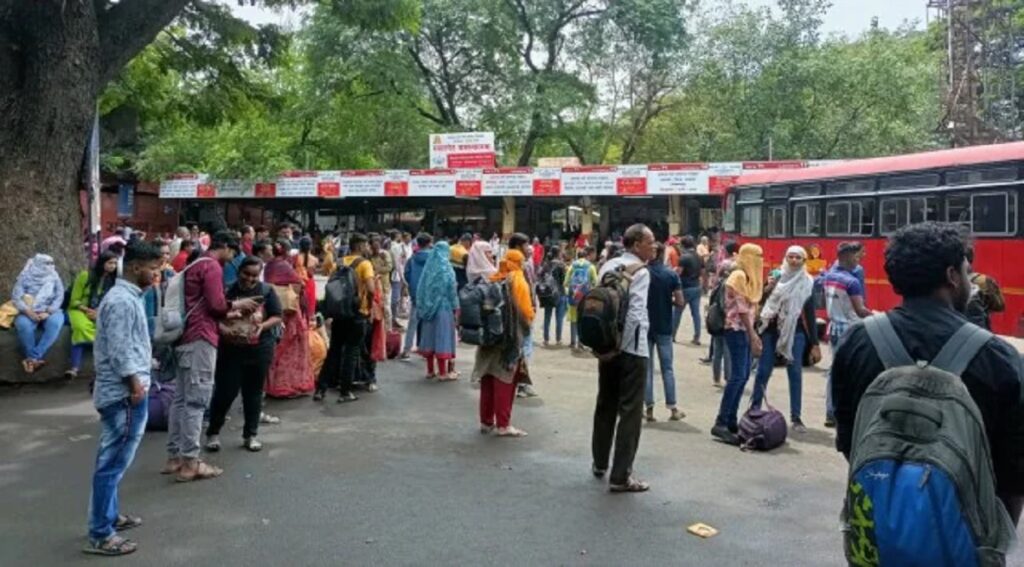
[{"left": 738, "top": 392, "right": 788, "bottom": 451}]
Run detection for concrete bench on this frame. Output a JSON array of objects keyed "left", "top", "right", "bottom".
[{"left": 0, "top": 325, "right": 93, "bottom": 384}]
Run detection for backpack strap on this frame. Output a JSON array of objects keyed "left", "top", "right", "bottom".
[
  {"left": 929, "top": 323, "right": 992, "bottom": 376},
  {"left": 862, "top": 314, "right": 913, "bottom": 369}
]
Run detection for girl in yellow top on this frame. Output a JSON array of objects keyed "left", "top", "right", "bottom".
[{"left": 66, "top": 251, "right": 118, "bottom": 379}]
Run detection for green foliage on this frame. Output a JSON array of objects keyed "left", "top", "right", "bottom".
[{"left": 100, "top": 0, "right": 950, "bottom": 181}]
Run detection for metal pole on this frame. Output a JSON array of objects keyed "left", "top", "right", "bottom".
[{"left": 88, "top": 103, "right": 101, "bottom": 262}]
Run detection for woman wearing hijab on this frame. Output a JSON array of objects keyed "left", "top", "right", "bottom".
[
  {"left": 473, "top": 248, "right": 535, "bottom": 437},
  {"left": 66, "top": 251, "right": 118, "bottom": 379},
  {"left": 416, "top": 241, "right": 460, "bottom": 381},
  {"left": 748, "top": 245, "right": 820, "bottom": 433},
  {"left": 12, "top": 254, "right": 66, "bottom": 374},
  {"left": 711, "top": 243, "right": 764, "bottom": 445},
  {"left": 264, "top": 239, "right": 315, "bottom": 398},
  {"left": 466, "top": 240, "right": 497, "bottom": 284}
]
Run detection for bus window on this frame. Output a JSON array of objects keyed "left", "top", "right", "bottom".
[
  {"left": 793, "top": 203, "right": 820, "bottom": 236},
  {"left": 879, "top": 173, "right": 940, "bottom": 191},
  {"left": 826, "top": 179, "right": 874, "bottom": 195},
  {"left": 767, "top": 205, "right": 787, "bottom": 238},
  {"left": 945, "top": 191, "right": 1017, "bottom": 235},
  {"left": 740, "top": 205, "right": 762, "bottom": 237},
  {"left": 723, "top": 193, "right": 736, "bottom": 232},
  {"left": 972, "top": 192, "right": 1017, "bottom": 235},
  {"left": 946, "top": 167, "right": 1018, "bottom": 186},
  {"left": 792, "top": 184, "right": 821, "bottom": 197},
  {"left": 880, "top": 197, "right": 938, "bottom": 234},
  {"left": 826, "top": 199, "right": 874, "bottom": 236}
]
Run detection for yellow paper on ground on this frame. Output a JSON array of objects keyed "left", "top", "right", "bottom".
[{"left": 687, "top": 523, "right": 719, "bottom": 539}]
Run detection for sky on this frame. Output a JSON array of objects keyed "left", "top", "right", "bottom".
[{"left": 227, "top": 0, "right": 930, "bottom": 36}]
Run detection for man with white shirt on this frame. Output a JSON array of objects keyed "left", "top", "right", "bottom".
[
  {"left": 591, "top": 223, "right": 655, "bottom": 493},
  {"left": 388, "top": 230, "right": 406, "bottom": 330}
]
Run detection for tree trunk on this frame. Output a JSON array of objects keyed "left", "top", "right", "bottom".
[
  {"left": 0, "top": 2, "right": 102, "bottom": 292},
  {"left": 0, "top": 0, "right": 190, "bottom": 292}
]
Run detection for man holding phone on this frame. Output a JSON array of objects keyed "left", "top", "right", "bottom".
[{"left": 84, "top": 241, "right": 164, "bottom": 556}]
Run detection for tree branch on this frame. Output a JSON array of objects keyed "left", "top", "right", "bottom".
[
  {"left": 506, "top": 0, "right": 538, "bottom": 72},
  {"left": 98, "top": 0, "right": 192, "bottom": 84}
]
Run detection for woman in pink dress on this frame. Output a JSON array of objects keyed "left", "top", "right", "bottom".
[{"left": 264, "top": 239, "right": 315, "bottom": 398}]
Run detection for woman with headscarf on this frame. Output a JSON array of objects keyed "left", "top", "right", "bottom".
[
  {"left": 473, "top": 248, "right": 535, "bottom": 437},
  {"left": 66, "top": 251, "right": 118, "bottom": 379},
  {"left": 12, "top": 254, "right": 66, "bottom": 374},
  {"left": 416, "top": 241, "right": 460, "bottom": 381},
  {"left": 711, "top": 243, "right": 764, "bottom": 446},
  {"left": 466, "top": 240, "right": 497, "bottom": 284},
  {"left": 264, "top": 239, "right": 315, "bottom": 398},
  {"left": 748, "top": 245, "right": 820, "bottom": 433}
]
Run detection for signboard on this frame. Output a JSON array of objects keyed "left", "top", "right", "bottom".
[
  {"left": 276, "top": 170, "right": 319, "bottom": 198},
  {"left": 707, "top": 162, "right": 744, "bottom": 195},
  {"left": 532, "top": 167, "right": 562, "bottom": 196},
  {"left": 429, "top": 132, "right": 495, "bottom": 169},
  {"left": 383, "top": 170, "right": 410, "bottom": 197},
  {"left": 409, "top": 169, "right": 457, "bottom": 196},
  {"left": 160, "top": 173, "right": 204, "bottom": 198},
  {"left": 616, "top": 165, "right": 648, "bottom": 196},
  {"left": 647, "top": 163, "right": 708, "bottom": 194},
  {"left": 537, "top": 157, "right": 581, "bottom": 168},
  {"left": 340, "top": 170, "right": 386, "bottom": 198},
  {"left": 215, "top": 180, "right": 255, "bottom": 199},
  {"left": 562, "top": 166, "right": 618, "bottom": 196},
  {"left": 196, "top": 183, "right": 217, "bottom": 199},
  {"left": 482, "top": 167, "right": 533, "bottom": 197},
  {"left": 455, "top": 169, "right": 482, "bottom": 197},
  {"left": 117, "top": 183, "right": 135, "bottom": 217}
]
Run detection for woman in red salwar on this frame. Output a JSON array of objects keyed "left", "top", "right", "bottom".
[{"left": 264, "top": 239, "right": 315, "bottom": 398}]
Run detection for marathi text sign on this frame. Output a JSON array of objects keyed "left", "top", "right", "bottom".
[
  {"left": 647, "top": 164, "right": 708, "bottom": 195},
  {"left": 430, "top": 132, "right": 495, "bottom": 169},
  {"left": 482, "top": 167, "right": 533, "bottom": 197},
  {"left": 562, "top": 166, "right": 618, "bottom": 196}
]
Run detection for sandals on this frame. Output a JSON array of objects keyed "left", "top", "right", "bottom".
[
  {"left": 609, "top": 477, "right": 650, "bottom": 493},
  {"left": 496, "top": 426, "right": 528, "bottom": 438},
  {"left": 425, "top": 374, "right": 437, "bottom": 380},
  {"left": 83, "top": 535, "right": 137, "bottom": 556},
  {"left": 160, "top": 458, "right": 182, "bottom": 475},
  {"left": 114, "top": 514, "right": 142, "bottom": 532},
  {"left": 175, "top": 460, "right": 223, "bottom": 483},
  {"left": 21, "top": 359, "right": 34, "bottom": 374},
  {"left": 437, "top": 372, "right": 459, "bottom": 382},
  {"left": 480, "top": 424, "right": 495, "bottom": 435}
]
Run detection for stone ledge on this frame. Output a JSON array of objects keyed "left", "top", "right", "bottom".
[{"left": 0, "top": 326, "right": 93, "bottom": 384}]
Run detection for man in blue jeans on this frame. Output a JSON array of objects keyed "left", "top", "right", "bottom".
[
  {"left": 645, "top": 243, "right": 686, "bottom": 422},
  {"left": 84, "top": 241, "right": 163, "bottom": 556},
  {"left": 672, "top": 236, "right": 703, "bottom": 345}
]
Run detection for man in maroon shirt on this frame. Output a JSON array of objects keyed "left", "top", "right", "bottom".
[{"left": 163, "top": 231, "right": 258, "bottom": 482}]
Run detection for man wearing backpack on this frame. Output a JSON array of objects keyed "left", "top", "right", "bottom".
[
  {"left": 590, "top": 224, "right": 656, "bottom": 493},
  {"left": 163, "top": 231, "right": 259, "bottom": 482},
  {"left": 565, "top": 246, "right": 598, "bottom": 352},
  {"left": 317, "top": 233, "right": 376, "bottom": 402},
  {"left": 833, "top": 223, "right": 1024, "bottom": 559}
]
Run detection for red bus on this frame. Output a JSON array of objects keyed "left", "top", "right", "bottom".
[{"left": 723, "top": 142, "right": 1024, "bottom": 337}]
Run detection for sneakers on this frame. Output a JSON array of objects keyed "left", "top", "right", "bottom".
[
  {"left": 791, "top": 418, "right": 807, "bottom": 433},
  {"left": 699, "top": 357, "right": 712, "bottom": 365},
  {"left": 337, "top": 392, "right": 359, "bottom": 403},
  {"left": 243, "top": 437, "right": 262, "bottom": 452},
  {"left": 518, "top": 384, "right": 538, "bottom": 398},
  {"left": 690, "top": 339, "right": 701, "bottom": 346},
  {"left": 669, "top": 408, "right": 685, "bottom": 421},
  {"left": 645, "top": 407, "right": 657, "bottom": 423},
  {"left": 711, "top": 424, "right": 740, "bottom": 446},
  {"left": 205, "top": 435, "right": 221, "bottom": 452},
  {"left": 366, "top": 383, "right": 379, "bottom": 393}
]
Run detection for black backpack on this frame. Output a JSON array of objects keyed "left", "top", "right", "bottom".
[
  {"left": 458, "top": 278, "right": 508, "bottom": 346},
  {"left": 536, "top": 264, "right": 561, "bottom": 308},
  {"left": 578, "top": 263, "right": 645, "bottom": 356},
  {"left": 322, "top": 258, "right": 366, "bottom": 320},
  {"left": 705, "top": 281, "right": 727, "bottom": 336}
]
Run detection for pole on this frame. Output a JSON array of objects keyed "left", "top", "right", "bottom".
[{"left": 87, "top": 103, "right": 101, "bottom": 262}]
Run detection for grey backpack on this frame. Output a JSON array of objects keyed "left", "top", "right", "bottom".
[{"left": 842, "top": 315, "right": 1017, "bottom": 566}]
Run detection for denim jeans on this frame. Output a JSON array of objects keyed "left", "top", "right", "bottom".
[
  {"left": 645, "top": 334, "right": 677, "bottom": 408},
  {"left": 673, "top": 287, "right": 702, "bottom": 341},
  {"left": 715, "top": 330, "right": 752, "bottom": 430},
  {"left": 15, "top": 312, "right": 65, "bottom": 361},
  {"left": 88, "top": 397, "right": 148, "bottom": 542},
  {"left": 543, "top": 296, "right": 568, "bottom": 343},
  {"left": 403, "top": 304, "right": 418, "bottom": 353},
  {"left": 711, "top": 334, "right": 731, "bottom": 383},
  {"left": 750, "top": 330, "right": 807, "bottom": 421},
  {"left": 70, "top": 343, "right": 92, "bottom": 370},
  {"left": 826, "top": 334, "right": 839, "bottom": 419},
  {"left": 570, "top": 320, "right": 579, "bottom": 348}
]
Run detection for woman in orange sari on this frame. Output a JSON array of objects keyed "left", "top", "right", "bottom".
[{"left": 264, "top": 239, "right": 315, "bottom": 398}]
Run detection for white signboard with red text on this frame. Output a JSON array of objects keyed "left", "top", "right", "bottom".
[
  {"left": 161, "top": 159, "right": 837, "bottom": 198},
  {"left": 430, "top": 132, "right": 495, "bottom": 169}
]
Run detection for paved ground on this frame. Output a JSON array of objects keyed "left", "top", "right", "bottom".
[{"left": 1, "top": 313, "right": 1022, "bottom": 566}]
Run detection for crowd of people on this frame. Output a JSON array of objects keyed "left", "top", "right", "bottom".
[{"left": 5, "top": 218, "right": 1022, "bottom": 559}]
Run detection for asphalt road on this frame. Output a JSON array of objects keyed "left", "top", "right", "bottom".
[{"left": 1, "top": 315, "right": 1022, "bottom": 566}]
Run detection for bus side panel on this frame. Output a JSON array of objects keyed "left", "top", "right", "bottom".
[{"left": 976, "top": 238, "right": 1023, "bottom": 337}]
